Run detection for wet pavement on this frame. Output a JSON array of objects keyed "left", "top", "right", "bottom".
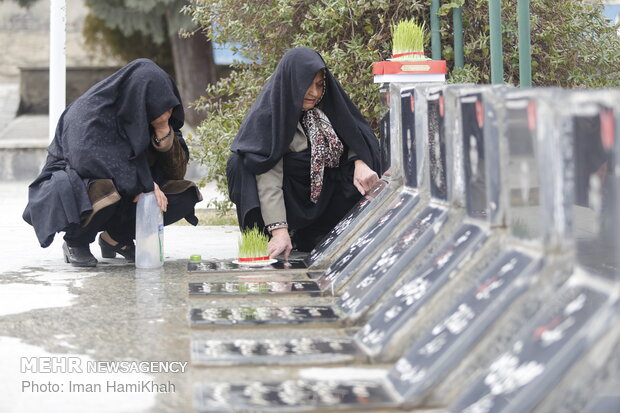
[{"left": 0, "top": 179, "right": 243, "bottom": 412}]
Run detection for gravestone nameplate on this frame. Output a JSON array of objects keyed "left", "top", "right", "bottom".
[
  {"left": 427, "top": 91, "right": 448, "bottom": 201},
  {"left": 401, "top": 88, "right": 417, "bottom": 188},
  {"left": 355, "top": 223, "right": 486, "bottom": 357},
  {"left": 194, "top": 378, "right": 396, "bottom": 412},
  {"left": 189, "top": 281, "right": 321, "bottom": 296},
  {"left": 191, "top": 337, "right": 359, "bottom": 366},
  {"left": 384, "top": 250, "right": 541, "bottom": 403},
  {"left": 190, "top": 305, "right": 339, "bottom": 327},
  {"left": 187, "top": 259, "right": 307, "bottom": 273},
  {"left": 448, "top": 283, "right": 612, "bottom": 413},
  {"left": 316, "top": 191, "right": 419, "bottom": 293},
  {"left": 336, "top": 206, "right": 448, "bottom": 322},
  {"left": 303, "top": 179, "right": 389, "bottom": 267}
]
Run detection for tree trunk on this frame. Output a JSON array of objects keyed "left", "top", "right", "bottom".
[{"left": 169, "top": 31, "right": 218, "bottom": 127}]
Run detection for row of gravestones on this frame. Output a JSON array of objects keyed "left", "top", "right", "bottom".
[{"left": 186, "top": 83, "right": 620, "bottom": 412}]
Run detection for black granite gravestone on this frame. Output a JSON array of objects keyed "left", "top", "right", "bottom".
[
  {"left": 191, "top": 337, "right": 359, "bottom": 366},
  {"left": 448, "top": 283, "right": 613, "bottom": 413},
  {"left": 188, "top": 280, "right": 321, "bottom": 296},
  {"left": 449, "top": 98, "right": 620, "bottom": 413},
  {"left": 303, "top": 179, "right": 389, "bottom": 267},
  {"left": 380, "top": 87, "right": 392, "bottom": 174},
  {"left": 461, "top": 93, "right": 488, "bottom": 218},
  {"left": 187, "top": 259, "right": 307, "bottom": 273},
  {"left": 190, "top": 305, "right": 339, "bottom": 327},
  {"left": 355, "top": 223, "right": 486, "bottom": 357},
  {"left": 336, "top": 206, "right": 447, "bottom": 322},
  {"left": 401, "top": 87, "right": 417, "bottom": 188},
  {"left": 194, "top": 378, "right": 397, "bottom": 412},
  {"left": 427, "top": 91, "right": 448, "bottom": 200},
  {"left": 384, "top": 249, "right": 541, "bottom": 403},
  {"left": 316, "top": 191, "right": 419, "bottom": 293}
]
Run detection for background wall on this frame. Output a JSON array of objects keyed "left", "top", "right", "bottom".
[{"left": 0, "top": 0, "right": 121, "bottom": 83}]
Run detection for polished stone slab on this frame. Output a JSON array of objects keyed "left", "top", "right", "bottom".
[
  {"left": 190, "top": 306, "right": 339, "bottom": 327},
  {"left": 191, "top": 337, "right": 359, "bottom": 366},
  {"left": 304, "top": 179, "right": 389, "bottom": 267},
  {"left": 336, "top": 206, "right": 448, "bottom": 322},
  {"left": 448, "top": 281, "right": 613, "bottom": 413},
  {"left": 317, "top": 191, "right": 419, "bottom": 293},
  {"left": 384, "top": 249, "right": 541, "bottom": 402},
  {"left": 194, "top": 378, "right": 397, "bottom": 412},
  {"left": 355, "top": 223, "right": 486, "bottom": 358},
  {"left": 187, "top": 258, "right": 307, "bottom": 273},
  {"left": 189, "top": 281, "right": 321, "bottom": 296}
]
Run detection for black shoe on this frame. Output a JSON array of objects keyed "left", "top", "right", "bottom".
[
  {"left": 98, "top": 234, "right": 135, "bottom": 262},
  {"left": 62, "top": 242, "right": 97, "bottom": 267}
]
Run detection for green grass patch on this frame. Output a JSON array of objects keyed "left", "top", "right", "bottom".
[
  {"left": 238, "top": 226, "right": 269, "bottom": 259},
  {"left": 391, "top": 18, "right": 428, "bottom": 61}
]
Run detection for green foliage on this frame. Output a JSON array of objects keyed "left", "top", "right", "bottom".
[
  {"left": 83, "top": 0, "right": 194, "bottom": 44},
  {"left": 238, "top": 226, "right": 269, "bottom": 259},
  {"left": 438, "top": 0, "right": 465, "bottom": 17},
  {"left": 445, "top": 0, "right": 620, "bottom": 87},
  {"left": 448, "top": 64, "right": 481, "bottom": 84},
  {"left": 82, "top": 13, "right": 174, "bottom": 73},
  {"left": 187, "top": 0, "right": 620, "bottom": 208}
]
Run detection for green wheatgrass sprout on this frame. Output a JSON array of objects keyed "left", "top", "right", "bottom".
[
  {"left": 238, "top": 226, "right": 269, "bottom": 259},
  {"left": 391, "top": 19, "right": 429, "bottom": 61}
]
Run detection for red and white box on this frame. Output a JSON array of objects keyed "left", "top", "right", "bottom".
[{"left": 373, "top": 60, "right": 447, "bottom": 83}]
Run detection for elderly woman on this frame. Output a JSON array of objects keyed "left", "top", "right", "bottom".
[
  {"left": 23, "top": 59, "right": 202, "bottom": 267},
  {"left": 227, "top": 47, "right": 381, "bottom": 260}
]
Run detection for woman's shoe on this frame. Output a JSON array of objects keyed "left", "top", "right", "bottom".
[
  {"left": 98, "top": 234, "right": 135, "bottom": 261},
  {"left": 62, "top": 242, "right": 98, "bottom": 267}
]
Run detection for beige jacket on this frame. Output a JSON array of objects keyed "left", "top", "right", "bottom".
[{"left": 256, "top": 123, "right": 356, "bottom": 226}]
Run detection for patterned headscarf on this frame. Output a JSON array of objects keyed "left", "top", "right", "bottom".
[{"left": 302, "top": 106, "right": 343, "bottom": 203}]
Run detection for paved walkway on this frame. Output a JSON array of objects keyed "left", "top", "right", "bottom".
[{"left": 0, "top": 179, "right": 240, "bottom": 412}]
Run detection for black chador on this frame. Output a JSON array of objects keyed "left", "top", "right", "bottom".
[
  {"left": 227, "top": 47, "right": 381, "bottom": 239},
  {"left": 23, "top": 59, "right": 187, "bottom": 248}
]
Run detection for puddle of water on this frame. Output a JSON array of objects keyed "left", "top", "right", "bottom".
[
  {"left": 0, "top": 336, "right": 156, "bottom": 413},
  {"left": 0, "top": 283, "right": 76, "bottom": 317}
]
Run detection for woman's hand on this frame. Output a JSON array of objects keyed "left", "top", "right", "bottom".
[
  {"left": 353, "top": 160, "right": 379, "bottom": 196},
  {"left": 153, "top": 182, "right": 168, "bottom": 212},
  {"left": 268, "top": 228, "right": 292, "bottom": 261},
  {"left": 151, "top": 108, "right": 174, "bottom": 151},
  {"left": 134, "top": 183, "right": 168, "bottom": 212},
  {"left": 151, "top": 109, "right": 173, "bottom": 136}
]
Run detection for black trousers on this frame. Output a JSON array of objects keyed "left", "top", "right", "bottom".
[{"left": 64, "top": 189, "right": 199, "bottom": 247}]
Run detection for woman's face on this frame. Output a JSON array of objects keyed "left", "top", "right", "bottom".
[{"left": 302, "top": 70, "right": 325, "bottom": 111}]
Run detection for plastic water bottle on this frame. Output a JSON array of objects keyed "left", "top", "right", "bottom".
[{"left": 135, "top": 192, "right": 164, "bottom": 268}]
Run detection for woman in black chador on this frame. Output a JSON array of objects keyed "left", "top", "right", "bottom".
[
  {"left": 23, "top": 59, "right": 202, "bottom": 267},
  {"left": 227, "top": 47, "right": 381, "bottom": 260}
]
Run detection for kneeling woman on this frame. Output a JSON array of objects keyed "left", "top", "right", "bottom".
[
  {"left": 23, "top": 59, "right": 202, "bottom": 267},
  {"left": 227, "top": 47, "right": 381, "bottom": 260}
]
